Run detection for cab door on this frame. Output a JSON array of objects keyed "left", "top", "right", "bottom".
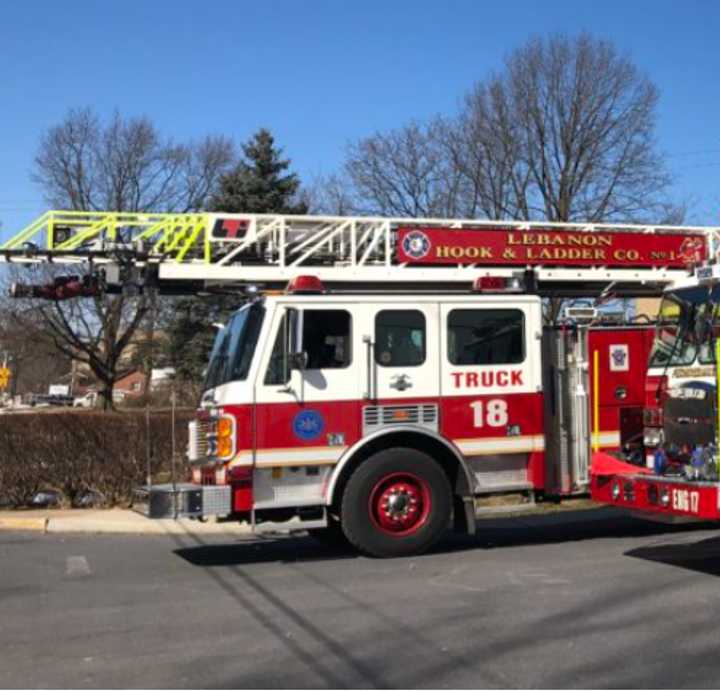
[
  {"left": 439, "top": 298, "right": 544, "bottom": 493},
  {"left": 350, "top": 302, "right": 441, "bottom": 437},
  {"left": 252, "top": 302, "right": 362, "bottom": 507},
  {"left": 366, "top": 303, "right": 440, "bottom": 403}
]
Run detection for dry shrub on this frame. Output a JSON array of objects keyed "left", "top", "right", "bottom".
[{"left": 0, "top": 409, "right": 194, "bottom": 507}]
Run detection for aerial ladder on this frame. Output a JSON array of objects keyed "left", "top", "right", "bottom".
[{"left": 2, "top": 209, "right": 718, "bottom": 297}]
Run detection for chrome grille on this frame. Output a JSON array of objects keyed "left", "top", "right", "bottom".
[
  {"left": 188, "top": 418, "right": 211, "bottom": 462},
  {"left": 363, "top": 403, "right": 438, "bottom": 435}
]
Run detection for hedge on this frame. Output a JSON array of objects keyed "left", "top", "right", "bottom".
[{"left": 0, "top": 410, "right": 194, "bottom": 508}]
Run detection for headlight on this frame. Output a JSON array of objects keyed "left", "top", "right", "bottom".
[
  {"left": 643, "top": 428, "right": 663, "bottom": 447},
  {"left": 660, "top": 488, "right": 670, "bottom": 506},
  {"left": 217, "top": 417, "right": 233, "bottom": 437},
  {"left": 214, "top": 415, "right": 236, "bottom": 459},
  {"left": 612, "top": 482, "right": 621, "bottom": 500}
]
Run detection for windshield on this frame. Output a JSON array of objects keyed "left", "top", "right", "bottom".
[
  {"left": 648, "top": 285, "right": 720, "bottom": 368},
  {"left": 204, "top": 303, "right": 265, "bottom": 390}
]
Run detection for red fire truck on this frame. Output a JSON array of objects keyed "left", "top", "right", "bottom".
[
  {"left": 2, "top": 211, "right": 716, "bottom": 556},
  {"left": 591, "top": 263, "right": 720, "bottom": 521}
]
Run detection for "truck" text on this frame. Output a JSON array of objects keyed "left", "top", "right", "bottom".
[{"left": 451, "top": 370, "right": 523, "bottom": 388}]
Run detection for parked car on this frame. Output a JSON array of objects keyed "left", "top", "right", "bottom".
[
  {"left": 26, "top": 394, "right": 50, "bottom": 408},
  {"left": 73, "top": 392, "right": 97, "bottom": 408},
  {"left": 31, "top": 490, "right": 63, "bottom": 507},
  {"left": 73, "top": 490, "right": 106, "bottom": 508},
  {"left": 46, "top": 394, "right": 74, "bottom": 407}
]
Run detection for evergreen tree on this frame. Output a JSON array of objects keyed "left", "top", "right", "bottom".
[
  {"left": 167, "top": 129, "right": 306, "bottom": 386},
  {"left": 165, "top": 297, "right": 235, "bottom": 383},
  {"left": 209, "top": 128, "right": 308, "bottom": 214}
]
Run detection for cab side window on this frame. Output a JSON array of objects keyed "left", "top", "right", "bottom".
[
  {"left": 375, "top": 310, "right": 426, "bottom": 367},
  {"left": 447, "top": 309, "right": 524, "bottom": 365},
  {"left": 303, "top": 310, "right": 352, "bottom": 369}
]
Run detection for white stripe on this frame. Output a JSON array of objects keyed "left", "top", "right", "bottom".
[{"left": 233, "top": 446, "right": 347, "bottom": 467}]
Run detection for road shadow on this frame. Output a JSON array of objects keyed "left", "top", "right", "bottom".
[
  {"left": 176, "top": 533, "right": 360, "bottom": 567},
  {"left": 175, "top": 507, "right": 719, "bottom": 567},
  {"left": 626, "top": 533, "right": 720, "bottom": 577}
]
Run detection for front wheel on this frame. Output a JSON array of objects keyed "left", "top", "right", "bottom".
[{"left": 340, "top": 447, "right": 452, "bottom": 558}]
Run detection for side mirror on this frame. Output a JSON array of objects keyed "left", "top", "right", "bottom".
[
  {"left": 281, "top": 308, "right": 307, "bottom": 382},
  {"left": 286, "top": 308, "right": 302, "bottom": 354}
]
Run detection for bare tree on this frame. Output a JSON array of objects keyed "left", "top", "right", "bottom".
[
  {"left": 503, "top": 33, "right": 672, "bottom": 222},
  {"left": 344, "top": 120, "right": 460, "bottom": 217},
  {"left": 343, "top": 34, "right": 678, "bottom": 226},
  {"left": 34, "top": 108, "right": 234, "bottom": 213},
  {"left": 447, "top": 79, "right": 533, "bottom": 220},
  {"left": 24, "top": 108, "right": 236, "bottom": 408},
  {"left": 0, "top": 307, "right": 70, "bottom": 397},
  {"left": 303, "top": 173, "right": 359, "bottom": 215}
]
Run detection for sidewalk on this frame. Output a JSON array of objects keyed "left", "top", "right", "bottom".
[{"left": 0, "top": 508, "right": 252, "bottom": 536}]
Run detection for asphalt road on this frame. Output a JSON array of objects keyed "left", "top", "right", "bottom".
[{"left": 3, "top": 508, "right": 720, "bottom": 689}]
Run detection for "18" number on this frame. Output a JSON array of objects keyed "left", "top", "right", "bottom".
[{"left": 470, "top": 399, "right": 508, "bottom": 428}]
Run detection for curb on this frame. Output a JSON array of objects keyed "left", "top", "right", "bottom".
[
  {"left": 0, "top": 512, "right": 253, "bottom": 536},
  {"left": 44, "top": 518, "right": 252, "bottom": 536},
  {"left": 0, "top": 517, "right": 48, "bottom": 532}
]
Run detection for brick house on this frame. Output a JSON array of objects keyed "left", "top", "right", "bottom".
[{"left": 114, "top": 370, "right": 146, "bottom": 400}]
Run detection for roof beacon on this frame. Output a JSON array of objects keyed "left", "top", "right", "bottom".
[
  {"left": 473, "top": 275, "right": 524, "bottom": 293},
  {"left": 287, "top": 275, "right": 325, "bottom": 294}
]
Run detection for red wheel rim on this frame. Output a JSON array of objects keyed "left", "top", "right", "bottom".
[{"left": 368, "top": 472, "right": 432, "bottom": 537}]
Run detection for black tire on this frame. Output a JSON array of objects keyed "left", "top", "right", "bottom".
[
  {"left": 307, "top": 519, "right": 349, "bottom": 549},
  {"left": 340, "top": 447, "right": 452, "bottom": 558}
]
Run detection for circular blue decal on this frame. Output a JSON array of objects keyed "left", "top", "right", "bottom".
[
  {"left": 402, "top": 230, "right": 431, "bottom": 259},
  {"left": 293, "top": 409, "right": 325, "bottom": 441}
]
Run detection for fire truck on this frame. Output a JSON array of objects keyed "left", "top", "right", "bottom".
[
  {"left": 2, "top": 210, "right": 717, "bottom": 556},
  {"left": 591, "top": 262, "right": 720, "bottom": 521}
]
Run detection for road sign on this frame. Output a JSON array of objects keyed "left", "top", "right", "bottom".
[{"left": 0, "top": 367, "right": 11, "bottom": 391}]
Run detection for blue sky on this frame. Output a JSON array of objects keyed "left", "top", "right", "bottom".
[{"left": 1, "top": 0, "right": 719, "bottom": 243}]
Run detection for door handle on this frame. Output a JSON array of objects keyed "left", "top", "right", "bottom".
[{"left": 363, "top": 335, "right": 374, "bottom": 399}]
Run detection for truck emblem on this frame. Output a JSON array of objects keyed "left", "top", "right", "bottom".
[
  {"left": 678, "top": 236, "right": 704, "bottom": 264},
  {"left": 609, "top": 344, "right": 629, "bottom": 372},
  {"left": 293, "top": 410, "right": 325, "bottom": 441},
  {"left": 402, "top": 231, "right": 431, "bottom": 259}
]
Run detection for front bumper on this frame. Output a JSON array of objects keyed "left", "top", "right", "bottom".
[
  {"left": 592, "top": 473, "right": 720, "bottom": 520},
  {"left": 133, "top": 483, "right": 232, "bottom": 519}
]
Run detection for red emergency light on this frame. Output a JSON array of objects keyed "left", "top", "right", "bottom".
[
  {"left": 287, "top": 275, "right": 325, "bottom": 294},
  {"left": 472, "top": 275, "right": 524, "bottom": 293}
]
